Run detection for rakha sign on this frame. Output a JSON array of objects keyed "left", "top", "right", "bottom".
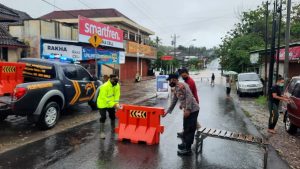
[
  {"left": 42, "top": 43, "right": 82, "bottom": 61},
  {"left": 78, "top": 16, "right": 124, "bottom": 49}
]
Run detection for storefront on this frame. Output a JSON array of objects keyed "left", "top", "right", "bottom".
[
  {"left": 40, "top": 39, "right": 125, "bottom": 77},
  {"left": 77, "top": 16, "right": 125, "bottom": 78},
  {"left": 121, "top": 41, "right": 157, "bottom": 82}
]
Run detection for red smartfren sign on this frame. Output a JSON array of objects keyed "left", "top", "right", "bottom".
[{"left": 78, "top": 16, "right": 124, "bottom": 49}]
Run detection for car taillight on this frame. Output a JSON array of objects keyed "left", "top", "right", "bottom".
[{"left": 13, "top": 87, "right": 27, "bottom": 100}]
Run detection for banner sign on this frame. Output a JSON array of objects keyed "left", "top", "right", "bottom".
[
  {"left": 42, "top": 43, "right": 82, "bottom": 61},
  {"left": 277, "top": 46, "right": 300, "bottom": 61},
  {"left": 82, "top": 48, "right": 119, "bottom": 64},
  {"left": 127, "top": 41, "right": 156, "bottom": 58},
  {"left": 119, "top": 51, "right": 126, "bottom": 64},
  {"left": 78, "top": 16, "right": 124, "bottom": 49},
  {"left": 161, "top": 55, "right": 174, "bottom": 61},
  {"left": 156, "top": 75, "right": 169, "bottom": 92}
]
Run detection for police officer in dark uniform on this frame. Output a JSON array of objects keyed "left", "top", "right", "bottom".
[{"left": 163, "top": 74, "right": 200, "bottom": 156}]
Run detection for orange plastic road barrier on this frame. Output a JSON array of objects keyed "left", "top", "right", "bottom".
[
  {"left": 0, "top": 62, "right": 26, "bottom": 96},
  {"left": 115, "top": 104, "right": 165, "bottom": 145}
]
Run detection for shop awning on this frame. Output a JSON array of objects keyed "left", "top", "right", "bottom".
[{"left": 277, "top": 46, "right": 300, "bottom": 61}]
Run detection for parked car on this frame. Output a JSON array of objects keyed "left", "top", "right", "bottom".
[
  {"left": 283, "top": 76, "right": 300, "bottom": 134},
  {"left": 236, "top": 72, "right": 263, "bottom": 97},
  {"left": 0, "top": 58, "right": 101, "bottom": 129}
]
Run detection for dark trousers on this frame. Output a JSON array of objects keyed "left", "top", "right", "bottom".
[
  {"left": 268, "top": 102, "right": 279, "bottom": 129},
  {"left": 183, "top": 110, "right": 199, "bottom": 149},
  {"left": 226, "top": 87, "right": 231, "bottom": 95},
  {"left": 99, "top": 108, "right": 116, "bottom": 123}
]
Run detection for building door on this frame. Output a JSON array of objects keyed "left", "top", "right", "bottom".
[{"left": 0, "top": 47, "right": 8, "bottom": 61}]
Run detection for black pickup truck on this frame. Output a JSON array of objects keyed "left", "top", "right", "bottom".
[{"left": 0, "top": 58, "right": 101, "bottom": 129}]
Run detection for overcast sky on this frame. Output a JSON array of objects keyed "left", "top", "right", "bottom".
[{"left": 2, "top": 0, "right": 270, "bottom": 48}]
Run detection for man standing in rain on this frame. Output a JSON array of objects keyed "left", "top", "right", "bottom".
[
  {"left": 97, "top": 74, "right": 121, "bottom": 139},
  {"left": 177, "top": 68, "right": 200, "bottom": 138},
  {"left": 163, "top": 74, "right": 200, "bottom": 156}
]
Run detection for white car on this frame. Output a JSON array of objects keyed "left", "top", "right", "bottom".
[{"left": 236, "top": 72, "right": 263, "bottom": 97}]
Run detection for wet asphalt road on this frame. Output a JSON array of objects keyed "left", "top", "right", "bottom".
[{"left": 0, "top": 70, "right": 290, "bottom": 169}]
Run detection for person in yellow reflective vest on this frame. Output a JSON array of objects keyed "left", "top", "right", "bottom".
[{"left": 97, "top": 74, "right": 121, "bottom": 139}]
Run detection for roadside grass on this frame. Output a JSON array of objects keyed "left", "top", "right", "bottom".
[
  {"left": 242, "top": 109, "right": 252, "bottom": 118},
  {"left": 255, "top": 96, "right": 267, "bottom": 107}
]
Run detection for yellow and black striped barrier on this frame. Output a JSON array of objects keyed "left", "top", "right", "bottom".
[
  {"left": 2, "top": 66, "right": 16, "bottom": 73},
  {"left": 130, "top": 110, "right": 147, "bottom": 119}
]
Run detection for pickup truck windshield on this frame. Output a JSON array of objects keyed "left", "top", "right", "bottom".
[{"left": 238, "top": 74, "right": 259, "bottom": 81}]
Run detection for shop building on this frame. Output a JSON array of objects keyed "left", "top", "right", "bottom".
[
  {"left": 250, "top": 42, "right": 300, "bottom": 80},
  {"left": 39, "top": 8, "right": 157, "bottom": 82}
]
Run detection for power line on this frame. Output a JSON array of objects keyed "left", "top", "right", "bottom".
[
  {"left": 76, "top": 0, "right": 103, "bottom": 17},
  {"left": 126, "top": 0, "right": 169, "bottom": 34},
  {"left": 40, "top": 0, "right": 77, "bottom": 18},
  {"left": 77, "top": 0, "right": 93, "bottom": 9}
]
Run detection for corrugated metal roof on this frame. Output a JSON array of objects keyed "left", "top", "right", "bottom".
[{"left": 0, "top": 25, "right": 26, "bottom": 47}]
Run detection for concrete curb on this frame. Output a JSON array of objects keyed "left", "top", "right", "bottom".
[{"left": 231, "top": 97, "right": 291, "bottom": 169}]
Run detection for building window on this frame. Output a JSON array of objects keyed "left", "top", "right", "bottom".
[
  {"left": 123, "top": 30, "right": 129, "bottom": 40},
  {"left": 136, "top": 35, "right": 141, "bottom": 44},
  {"left": 129, "top": 32, "right": 135, "bottom": 42},
  {"left": 55, "top": 23, "right": 60, "bottom": 39},
  {"left": 0, "top": 47, "right": 8, "bottom": 61}
]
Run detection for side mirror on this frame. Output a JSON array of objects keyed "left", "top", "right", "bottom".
[{"left": 92, "top": 76, "right": 98, "bottom": 81}]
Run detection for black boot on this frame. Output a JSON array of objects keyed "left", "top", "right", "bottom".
[
  {"left": 178, "top": 143, "right": 186, "bottom": 150},
  {"left": 177, "top": 131, "right": 183, "bottom": 138},
  {"left": 111, "top": 120, "right": 115, "bottom": 133},
  {"left": 177, "top": 145, "right": 192, "bottom": 156}
]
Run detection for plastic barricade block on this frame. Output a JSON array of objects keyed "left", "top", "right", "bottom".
[
  {"left": 0, "top": 62, "right": 26, "bottom": 96},
  {"left": 115, "top": 104, "right": 165, "bottom": 145}
]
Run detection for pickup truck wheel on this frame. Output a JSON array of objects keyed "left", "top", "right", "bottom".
[
  {"left": 38, "top": 102, "right": 60, "bottom": 130},
  {"left": 88, "top": 101, "right": 98, "bottom": 111},
  {"left": 0, "top": 114, "right": 8, "bottom": 122},
  {"left": 285, "top": 113, "right": 298, "bottom": 135}
]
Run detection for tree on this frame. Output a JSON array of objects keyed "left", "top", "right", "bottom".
[
  {"left": 186, "top": 58, "right": 200, "bottom": 70},
  {"left": 219, "top": 1, "right": 300, "bottom": 73},
  {"left": 218, "top": 2, "right": 272, "bottom": 73}
]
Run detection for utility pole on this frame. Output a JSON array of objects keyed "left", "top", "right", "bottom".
[
  {"left": 264, "top": 1, "right": 269, "bottom": 95},
  {"left": 268, "top": 0, "right": 278, "bottom": 95},
  {"left": 137, "top": 28, "right": 140, "bottom": 77},
  {"left": 171, "top": 34, "right": 179, "bottom": 70},
  {"left": 276, "top": 0, "right": 283, "bottom": 81},
  {"left": 155, "top": 36, "right": 161, "bottom": 71},
  {"left": 284, "top": 0, "right": 292, "bottom": 85}
]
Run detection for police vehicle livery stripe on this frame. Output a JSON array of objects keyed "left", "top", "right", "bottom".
[
  {"left": 70, "top": 81, "right": 81, "bottom": 105},
  {"left": 89, "top": 83, "right": 96, "bottom": 100}
]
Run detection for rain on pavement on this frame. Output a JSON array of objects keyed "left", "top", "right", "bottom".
[{"left": 0, "top": 67, "right": 277, "bottom": 169}]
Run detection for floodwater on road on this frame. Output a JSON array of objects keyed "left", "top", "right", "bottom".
[{"left": 0, "top": 72, "right": 288, "bottom": 169}]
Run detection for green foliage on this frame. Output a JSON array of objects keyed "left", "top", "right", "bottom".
[
  {"left": 153, "top": 45, "right": 180, "bottom": 72},
  {"left": 255, "top": 96, "right": 267, "bottom": 107},
  {"left": 186, "top": 58, "right": 200, "bottom": 70},
  {"left": 218, "top": 1, "right": 300, "bottom": 73},
  {"left": 242, "top": 109, "right": 252, "bottom": 118}
]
